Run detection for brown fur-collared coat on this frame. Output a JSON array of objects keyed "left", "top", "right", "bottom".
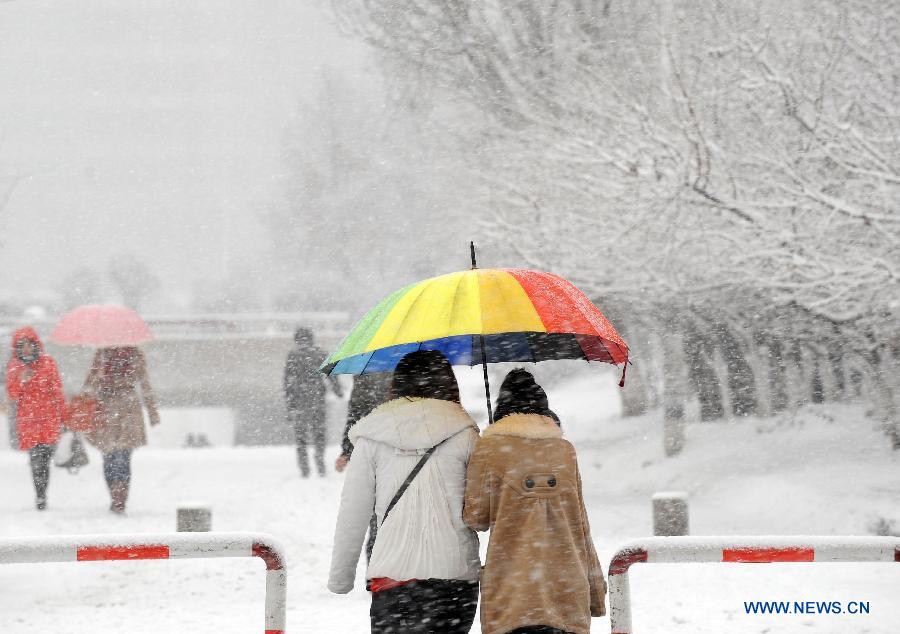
[
  {"left": 463, "top": 413, "right": 606, "bottom": 634},
  {"left": 83, "top": 347, "right": 159, "bottom": 452}
]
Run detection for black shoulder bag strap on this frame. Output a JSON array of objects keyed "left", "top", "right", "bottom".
[{"left": 381, "top": 426, "right": 471, "bottom": 526}]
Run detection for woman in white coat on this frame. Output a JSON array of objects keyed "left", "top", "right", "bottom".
[{"left": 328, "top": 350, "right": 481, "bottom": 633}]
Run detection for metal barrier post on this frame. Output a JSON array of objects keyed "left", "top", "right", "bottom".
[
  {"left": 0, "top": 531, "right": 287, "bottom": 633},
  {"left": 608, "top": 535, "right": 900, "bottom": 634}
]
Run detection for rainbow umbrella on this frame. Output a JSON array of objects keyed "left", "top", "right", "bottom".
[{"left": 321, "top": 252, "right": 629, "bottom": 419}]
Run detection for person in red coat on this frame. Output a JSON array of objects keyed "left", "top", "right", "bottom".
[{"left": 5, "top": 327, "right": 66, "bottom": 510}]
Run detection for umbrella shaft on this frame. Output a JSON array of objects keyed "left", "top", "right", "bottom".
[{"left": 479, "top": 334, "right": 493, "bottom": 423}]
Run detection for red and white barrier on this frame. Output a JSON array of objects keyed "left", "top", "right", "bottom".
[
  {"left": 608, "top": 535, "right": 900, "bottom": 634},
  {"left": 0, "top": 531, "right": 287, "bottom": 633}
]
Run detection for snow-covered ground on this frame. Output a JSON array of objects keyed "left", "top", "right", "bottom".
[{"left": 1, "top": 371, "right": 898, "bottom": 632}]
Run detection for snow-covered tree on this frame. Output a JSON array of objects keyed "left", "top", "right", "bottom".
[
  {"left": 268, "top": 67, "right": 473, "bottom": 313},
  {"left": 335, "top": 0, "right": 900, "bottom": 448}
]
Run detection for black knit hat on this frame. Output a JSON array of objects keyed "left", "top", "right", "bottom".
[
  {"left": 492, "top": 368, "right": 559, "bottom": 424},
  {"left": 294, "top": 327, "right": 313, "bottom": 346}
]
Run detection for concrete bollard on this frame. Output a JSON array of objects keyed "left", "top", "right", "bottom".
[
  {"left": 177, "top": 504, "right": 212, "bottom": 532},
  {"left": 652, "top": 491, "right": 689, "bottom": 536}
]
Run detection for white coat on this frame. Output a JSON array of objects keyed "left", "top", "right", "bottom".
[{"left": 328, "top": 397, "right": 481, "bottom": 593}]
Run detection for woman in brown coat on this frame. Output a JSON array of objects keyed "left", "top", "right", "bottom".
[
  {"left": 84, "top": 346, "right": 160, "bottom": 513},
  {"left": 464, "top": 369, "right": 606, "bottom": 634}
]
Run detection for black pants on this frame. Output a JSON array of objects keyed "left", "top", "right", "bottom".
[
  {"left": 290, "top": 408, "right": 326, "bottom": 477},
  {"left": 28, "top": 443, "right": 54, "bottom": 499},
  {"left": 102, "top": 450, "right": 132, "bottom": 485},
  {"left": 370, "top": 579, "right": 478, "bottom": 634}
]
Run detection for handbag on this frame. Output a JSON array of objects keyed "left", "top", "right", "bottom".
[
  {"left": 54, "top": 430, "right": 90, "bottom": 473},
  {"left": 66, "top": 394, "right": 98, "bottom": 432}
]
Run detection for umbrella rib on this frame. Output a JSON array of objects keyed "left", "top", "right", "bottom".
[
  {"left": 541, "top": 272, "right": 606, "bottom": 338},
  {"left": 611, "top": 339, "right": 629, "bottom": 364},
  {"left": 520, "top": 272, "right": 553, "bottom": 334},
  {"left": 385, "top": 283, "right": 431, "bottom": 346},
  {"left": 600, "top": 337, "right": 615, "bottom": 363},
  {"left": 576, "top": 334, "right": 606, "bottom": 363},
  {"left": 447, "top": 272, "right": 468, "bottom": 338},
  {"left": 558, "top": 276, "right": 628, "bottom": 358},
  {"left": 447, "top": 273, "right": 477, "bottom": 367},
  {"left": 570, "top": 334, "right": 591, "bottom": 362},
  {"left": 528, "top": 333, "right": 538, "bottom": 364}
]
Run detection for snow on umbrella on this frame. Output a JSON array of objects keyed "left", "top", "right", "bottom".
[
  {"left": 51, "top": 304, "right": 153, "bottom": 347},
  {"left": 320, "top": 249, "right": 628, "bottom": 420}
]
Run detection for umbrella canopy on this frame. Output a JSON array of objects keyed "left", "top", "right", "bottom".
[
  {"left": 320, "top": 268, "right": 628, "bottom": 375},
  {"left": 51, "top": 304, "right": 153, "bottom": 347}
]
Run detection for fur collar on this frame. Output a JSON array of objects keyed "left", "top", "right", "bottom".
[
  {"left": 482, "top": 413, "right": 563, "bottom": 439},
  {"left": 350, "top": 397, "right": 475, "bottom": 450}
]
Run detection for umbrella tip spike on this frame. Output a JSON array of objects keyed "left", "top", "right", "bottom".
[{"left": 470, "top": 241, "right": 477, "bottom": 269}]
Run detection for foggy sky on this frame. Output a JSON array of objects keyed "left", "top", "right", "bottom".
[{"left": 0, "top": 0, "right": 373, "bottom": 311}]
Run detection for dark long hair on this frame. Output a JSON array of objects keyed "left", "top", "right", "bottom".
[
  {"left": 390, "top": 350, "right": 460, "bottom": 404},
  {"left": 101, "top": 346, "right": 139, "bottom": 377},
  {"left": 493, "top": 368, "right": 559, "bottom": 424}
]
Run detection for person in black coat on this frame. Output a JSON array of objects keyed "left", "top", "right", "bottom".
[
  {"left": 283, "top": 327, "right": 342, "bottom": 477},
  {"left": 335, "top": 371, "right": 392, "bottom": 472},
  {"left": 333, "top": 371, "right": 392, "bottom": 565}
]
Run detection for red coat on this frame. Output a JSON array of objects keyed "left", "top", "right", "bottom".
[{"left": 5, "top": 327, "right": 66, "bottom": 450}]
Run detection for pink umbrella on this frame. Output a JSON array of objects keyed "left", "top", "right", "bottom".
[{"left": 51, "top": 304, "right": 153, "bottom": 347}]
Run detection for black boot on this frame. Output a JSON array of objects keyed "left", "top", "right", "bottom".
[
  {"left": 35, "top": 477, "right": 48, "bottom": 510},
  {"left": 30, "top": 443, "right": 52, "bottom": 511},
  {"left": 109, "top": 481, "right": 129, "bottom": 514}
]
